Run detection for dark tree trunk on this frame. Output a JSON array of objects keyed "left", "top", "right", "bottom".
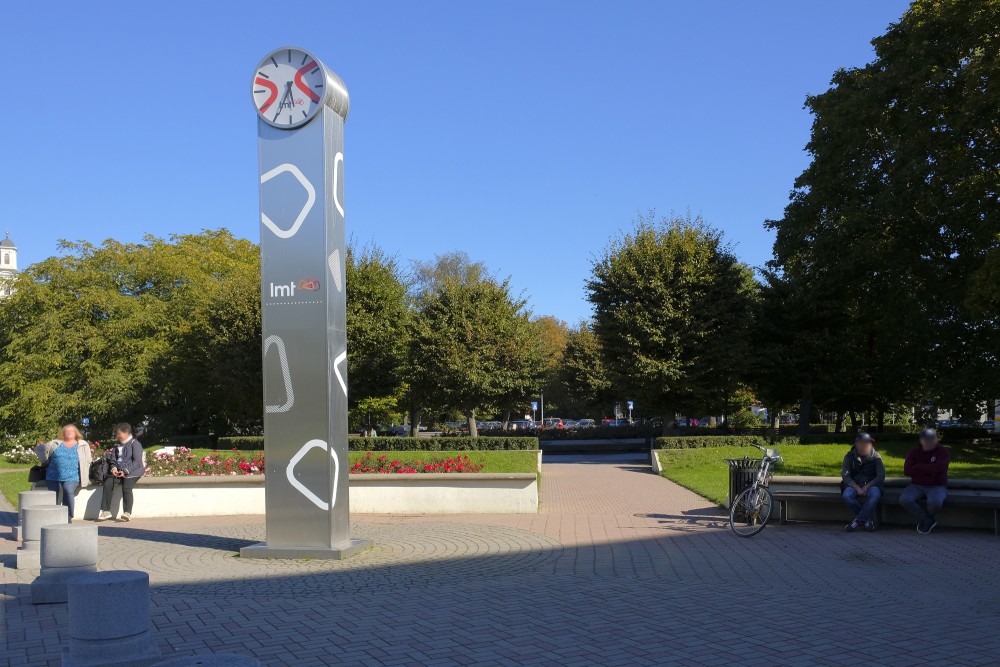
[
  {"left": 876, "top": 409, "right": 885, "bottom": 433},
  {"left": 849, "top": 411, "right": 859, "bottom": 432},
  {"left": 466, "top": 409, "right": 478, "bottom": 438},
  {"left": 409, "top": 398, "right": 420, "bottom": 438},
  {"left": 835, "top": 411, "right": 845, "bottom": 433},
  {"left": 797, "top": 386, "right": 812, "bottom": 437}
]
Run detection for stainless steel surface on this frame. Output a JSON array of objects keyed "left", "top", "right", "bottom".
[{"left": 245, "top": 49, "right": 360, "bottom": 556}]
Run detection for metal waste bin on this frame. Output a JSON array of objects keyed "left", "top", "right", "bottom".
[{"left": 725, "top": 457, "right": 758, "bottom": 507}]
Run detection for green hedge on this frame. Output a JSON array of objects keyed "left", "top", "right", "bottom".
[
  {"left": 797, "top": 433, "right": 917, "bottom": 445},
  {"left": 167, "top": 434, "right": 218, "bottom": 448},
  {"left": 351, "top": 437, "right": 538, "bottom": 451},
  {"left": 655, "top": 433, "right": 927, "bottom": 448},
  {"left": 216, "top": 436, "right": 538, "bottom": 452},
  {"left": 216, "top": 436, "right": 264, "bottom": 451},
  {"left": 655, "top": 435, "right": 771, "bottom": 449}
]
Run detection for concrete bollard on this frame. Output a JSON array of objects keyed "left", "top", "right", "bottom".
[
  {"left": 32, "top": 523, "right": 99, "bottom": 604},
  {"left": 155, "top": 656, "right": 261, "bottom": 666},
  {"left": 63, "top": 570, "right": 163, "bottom": 666},
  {"left": 17, "top": 505, "right": 68, "bottom": 570},
  {"left": 13, "top": 489, "right": 57, "bottom": 541}
]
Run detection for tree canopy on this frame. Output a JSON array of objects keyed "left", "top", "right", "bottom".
[{"left": 587, "top": 212, "right": 758, "bottom": 431}]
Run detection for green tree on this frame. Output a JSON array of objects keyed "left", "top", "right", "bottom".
[
  {"left": 766, "top": 0, "right": 1000, "bottom": 426},
  {"left": 555, "top": 322, "right": 612, "bottom": 418},
  {"left": 0, "top": 230, "right": 261, "bottom": 439},
  {"left": 587, "top": 212, "right": 758, "bottom": 433},
  {"left": 345, "top": 243, "right": 409, "bottom": 432},
  {"left": 407, "top": 254, "right": 540, "bottom": 437}
]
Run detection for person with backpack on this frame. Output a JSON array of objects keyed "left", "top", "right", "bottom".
[
  {"left": 97, "top": 423, "right": 145, "bottom": 522},
  {"left": 34, "top": 424, "right": 93, "bottom": 522},
  {"left": 840, "top": 432, "right": 886, "bottom": 532}
]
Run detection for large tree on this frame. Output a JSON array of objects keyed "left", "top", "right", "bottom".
[
  {"left": 767, "top": 0, "right": 1000, "bottom": 425},
  {"left": 406, "top": 254, "right": 540, "bottom": 436},
  {"left": 587, "top": 212, "right": 758, "bottom": 432},
  {"left": 345, "top": 243, "right": 409, "bottom": 432},
  {"left": 0, "top": 230, "right": 261, "bottom": 440},
  {"left": 555, "top": 322, "right": 613, "bottom": 418}
]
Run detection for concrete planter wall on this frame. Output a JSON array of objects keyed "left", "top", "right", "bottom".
[{"left": 72, "top": 473, "right": 538, "bottom": 519}]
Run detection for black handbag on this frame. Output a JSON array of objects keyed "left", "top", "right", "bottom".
[
  {"left": 28, "top": 464, "right": 48, "bottom": 483},
  {"left": 89, "top": 458, "right": 109, "bottom": 485}
]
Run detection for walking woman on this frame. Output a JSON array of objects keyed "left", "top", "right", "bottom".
[{"left": 34, "top": 424, "right": 93, "bottom": 522}]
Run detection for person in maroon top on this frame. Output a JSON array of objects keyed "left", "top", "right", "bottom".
[{"left": 900, "top": 428, "right": 950, "bottom": 534}]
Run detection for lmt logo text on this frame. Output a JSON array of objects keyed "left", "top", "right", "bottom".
[
  {"left": 269, "top": 278, "right": 321, "bottom": 298},
  {"left": 269, "top": 282, "right": 297, "bottom": 298}
]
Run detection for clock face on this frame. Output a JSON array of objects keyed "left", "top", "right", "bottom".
[{"left": 252, "top": 47, "right": 328, "bottom": 129}]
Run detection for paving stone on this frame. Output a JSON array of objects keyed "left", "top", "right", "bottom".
[{"left": 3, "top": 453, "right": 999, "bottom": 665}]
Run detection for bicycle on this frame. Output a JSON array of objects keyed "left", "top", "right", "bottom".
[{"left": 728, "top": 443, "right": 783, "bottom": 537}]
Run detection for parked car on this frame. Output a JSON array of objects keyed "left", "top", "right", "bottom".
[
  {"left": 508, "top": 420, "right": 535, "bottom": 431},
  {"left": 575, "top": 419, "right": 596, "bottom": 428},
  {"left": 387, "top": 425, "right": 409, "bottom": 436},
  {"left": 982, "top": 420, "right": 996, "bottom": 431},
  {"left": 543, "top": 418, "right": 565, "bottom": 429}
]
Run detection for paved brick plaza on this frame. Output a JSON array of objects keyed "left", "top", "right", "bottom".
[{"left": 3, "top": 453, "right": 999, "bottom": 666}]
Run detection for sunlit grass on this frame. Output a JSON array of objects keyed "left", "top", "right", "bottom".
[{"left": 658, "top": 440, "right": 1000, "bottom": 506}]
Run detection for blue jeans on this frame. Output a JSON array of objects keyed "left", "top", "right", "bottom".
[
  {"left": 842, "top": 485, "right": 882, "bottom": 522},
  {"left": 46, "top": 479, "right": 80, "bottom": 520},
  {"left": 899, "top": 484, "right": 947, "bottom": 523}
]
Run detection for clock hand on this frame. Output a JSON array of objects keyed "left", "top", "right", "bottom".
[{"left": 274, "top": 81, "right": 294, "bottom": 121}]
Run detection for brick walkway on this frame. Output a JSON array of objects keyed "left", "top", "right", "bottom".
[{"left": 3, "top": 453, "right": 999, "bottom": 666}]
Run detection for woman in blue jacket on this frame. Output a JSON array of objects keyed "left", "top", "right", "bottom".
[{"left": 34, "top": 424, "right": 94, "bottom": 521}]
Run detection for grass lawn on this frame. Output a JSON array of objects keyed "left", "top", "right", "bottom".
[
  {"left": 657, "top": 440, "right": 1000, "bottom": 506},
  {"left": 0, "top": 460, "right": 32, "bottom": 470},
  {"left": 0, "top": 471, "right": 32, "bottom": 508}
]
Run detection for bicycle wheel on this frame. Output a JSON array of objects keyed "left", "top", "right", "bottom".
[{"left": 729, "top": 485, "right": 774, "bottom": 537}]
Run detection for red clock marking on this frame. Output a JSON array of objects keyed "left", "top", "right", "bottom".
[
  {"left": 294, "top": 61, "right": 322, "bottom": 103},
  {"left": 255, "top": 77, "right": 279, "bottom": 112}
]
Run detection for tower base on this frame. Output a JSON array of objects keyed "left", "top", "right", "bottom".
[{"left": 239, "top": 539, "right": 372, "bottom": 560}]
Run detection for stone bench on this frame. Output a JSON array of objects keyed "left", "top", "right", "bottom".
[
  {"left": 64, "top": 570, "right": 162, "bottom": 666},
  {"left": 32, "top": 523, "right": 99, "bottom": 604},
  {"left": 770, "top": 476, "right": 1000, "bottom": 534},
  {"left": 12, "top": 489, "right": 57, "bottom": 541},
  {"left": 17, "top": 505, "right": 68, "bottom": 569}
]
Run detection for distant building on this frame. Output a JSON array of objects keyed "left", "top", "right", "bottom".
[{"left": 0, "top": 231, "right": 18, "bottom": 299}]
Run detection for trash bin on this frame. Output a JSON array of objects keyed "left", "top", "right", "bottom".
[{"left": 725, "top": 457, "right": 759, "bottom": 507}]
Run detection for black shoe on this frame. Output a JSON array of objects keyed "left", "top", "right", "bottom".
[
  {"left": 925, "top": 518, "right": 937, "bottom": 534},
  {"left": 917, "top": 518, "right": 932, "bottom": 534},
  {"left": 864, "top": 520, "right": 876, "bottom": 532},
  {"left": 846, "top": 520, "right": 860, "bottom": 532}
]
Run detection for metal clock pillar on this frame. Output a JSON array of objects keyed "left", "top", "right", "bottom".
[{"left": 241, "top": 46, "right": 370, "bottom": 560}]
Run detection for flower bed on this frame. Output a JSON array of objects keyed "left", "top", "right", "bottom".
[
  {"left": 147, "top": 447, "right": 264, "bottom": 476},
  {"left": 350, "top": 452, "right": 484, "bottom": 474},
  {"left": 147, "top": 448, "right": 490, "bottom": 476}
]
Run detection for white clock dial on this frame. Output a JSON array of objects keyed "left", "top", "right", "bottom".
[{"left": 252, "top": 47, "right": 328, "bottom": 129}]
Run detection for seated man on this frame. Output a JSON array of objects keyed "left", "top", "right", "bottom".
[
  {"left": 841, "top": 432, "right": 886, "bottom": 532},
  {"left": 900, "top": 428, "right": 950, "bottom": 534}
]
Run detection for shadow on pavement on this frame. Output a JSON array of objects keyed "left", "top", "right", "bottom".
[{"left": 97, "top": 525, "right": 257, "bottom": 552}]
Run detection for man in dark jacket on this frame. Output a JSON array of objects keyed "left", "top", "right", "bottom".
[
  {"left": 900, "top": 428, "right": 950, "bottom": 534},
  {"left": 97, "top": 423, "right": 145, "bottom": 522},
  {"left": 841, "top": 432, "right": 886, "bottom": 532}
]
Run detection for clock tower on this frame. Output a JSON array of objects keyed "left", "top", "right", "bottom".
[{"left": 0, "top": 231, "right": 17, "bottom": 299}]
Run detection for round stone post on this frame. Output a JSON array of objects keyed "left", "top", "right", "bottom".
[
  {"left": 17, "top": 505, "right": 68, "bottom": 570},
  {"left": 12, "top": 489, "right": 57, "bottom": 540},
  {"left": 63, "top": 570, "right": 162, "bottom": 666},
  {"left": 32, "top": 523, "right": 99, "bottom": 604}
]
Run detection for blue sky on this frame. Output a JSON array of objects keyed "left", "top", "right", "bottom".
[{"left": 1, "top": 1, "right": 911, "bottom": 324}]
